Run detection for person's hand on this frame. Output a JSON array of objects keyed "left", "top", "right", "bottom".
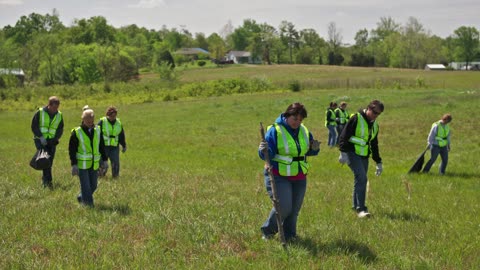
[
  {"left": 71, "top": 165, "right": 79, "bottom": 176},
  {"left": 427, "top": 144, "right": 432, "bottom": 150},
  {"left": 122, "top": 145, "right": 127, "bottom": 153},
  {"left": 447, "top": 145, "right": 451, "bottom": 152},
  {"left": 39, "top": 136, "right": 47, "bottom": 146},
  {"left": 102, "top": 160, "right": 109, "bottom": 171},
  {"left": 339, "top": 152, "right": 349, "bottom": 164},
  {"left": 310, "top": 140, "right": 320, "bottom": 151},
  {"left": 375, "top": 163, "right": 383, "bottom": 176},
  {"left": 259, "top": 141, "right": 268, "bottom": 152}
]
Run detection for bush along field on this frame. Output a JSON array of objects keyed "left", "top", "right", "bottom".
[{"left": 0, "top": 66, "right": 479, "bottom": 269}]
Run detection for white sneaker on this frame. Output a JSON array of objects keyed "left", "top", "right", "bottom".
[{"left": 357, "top": 211, "right": 371, "bottom": 218}]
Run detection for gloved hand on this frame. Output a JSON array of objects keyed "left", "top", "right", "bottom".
[
  {"left": 122, "top": 145, "right": 127, "bottom": 153},
  {"left": 310, "top": 140, "right": 320, "bottom": 151},
  {"left": 258, "top": 141, "right": 268, "bottom": 152},
  {"left": 102, "top": 160, "right": 109, "bottom": 171},
  {"left": 39, "top": 136, "right": 47, "bottom": 146},
  {"left": 71, "top": 165, "right": 79, "bottom": 176},
  {"left": 375, "top": 163, "right": 383, "bottom": 176},
  {"left": 339, "top": 152, "right": 349, "bottom": 164}
]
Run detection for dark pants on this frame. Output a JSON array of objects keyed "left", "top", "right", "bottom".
[
  {"left": 336, "top": 124, "right": 345, "bottom": 144},
  {"left": 261, "top": 169, "right": 307, "bottom": 241},
  {"left": 105, "top": 146, "right": 120, "bottom": 177},
  {"left": 78, "top": 168, "right": 98, "bottom": 207},
  {"left": 423, "top": 145, "right": 449, "bottom": 174},
  {"left": 34, "top": 139, "right": 56, "bottom": 187},
  {"left": 346, "top": 151, "right": 369, "bottom": 212}
]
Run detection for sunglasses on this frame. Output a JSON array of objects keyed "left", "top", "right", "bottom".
[{"left": 371, "top": 109, "right": 382, "bottom": 115}]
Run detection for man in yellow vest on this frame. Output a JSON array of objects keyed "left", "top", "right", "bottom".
[
  {"left": 325, "top": 102, "right": 338, "bottom": 148},
  {"left": 335, "top": 101, "right": 349, "bottom": 145},
  {"left": 31, "top": 96, "right": 64, "bottom": 189},
  {"left": 338, "top": 100, "right": 384, "bottom": 218},
  {"left": 69, "top": 109, "right": 108, "bottom": 207},
  {"left": 97, "top": 106, "right": 127, "bottom": 178},
  {"left": 422, "top": 113, "right": 452, "bottom": 175},
  {"left": 258, "top": 102, "right": 320, "bottom": 241}
]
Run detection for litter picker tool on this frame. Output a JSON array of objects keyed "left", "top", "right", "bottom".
[{"left": 259, "top": 122, "right": 287, "bottom": 248}]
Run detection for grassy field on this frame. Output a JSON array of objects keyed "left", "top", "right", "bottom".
[{"left": 0, "top": 66, "right": 479, "bottom": 269}]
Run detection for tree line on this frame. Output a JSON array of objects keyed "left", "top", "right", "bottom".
[{"left": 0, "top": 10, "right": 479, "bottom": 87}]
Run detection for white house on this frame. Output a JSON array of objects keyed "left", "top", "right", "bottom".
[
  {"left": 225, "top": 51, "right": 261, "bottom": 64},
  {"left": 424, "top": 64, "right": 446, "bottom": 70},
  {"left": 448, "top": 61, "right": 480, "bottom": 70}
]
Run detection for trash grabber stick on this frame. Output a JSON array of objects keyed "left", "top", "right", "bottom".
[{"left": 260, "top": 122, "right": 287, "bottom": 248}]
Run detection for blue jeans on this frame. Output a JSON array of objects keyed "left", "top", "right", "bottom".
[
  {"left": 261, "top": 169, "right": 307, "bottom": 241},
  {"left": 423, "top": 145, "right": 449, "bottom": 174},
  {"left": 34, "top": 139, "right": 56, "bottom": 187},
  {"left": 327, "top": 125, "right": 337, "bottom": 147},
  {"left": 78, "top": 168, "right": 98, "bottom": 207},
  {"left": 105, "top": 146, "right": 120, "bottom": 177},
  {"left": 346, "top": 152, "right": 369, "bottom": 212},
  {"left": 336, "top": 124, "right": 345, "bottom": 144}
]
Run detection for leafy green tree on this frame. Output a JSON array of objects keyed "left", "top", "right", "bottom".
[
  {"left": 207, "top": 33, "right": 226, "bottom": 62},
  {"left": 327, "top": 22, "right": 344, "bottom": 65},
  {"left": 453, "top": 26, "right": 480, "bottom": 68},
  {"left": 300, "top": 28, "right": 325, "bottom": 64},
  {"left": 279, "top": 21, "right": 299, "bottom": 63}
]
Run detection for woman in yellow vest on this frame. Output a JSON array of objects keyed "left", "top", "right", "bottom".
[
  {"left": 338, "top": 100, "right": 384, "bottom": 218},
  {"left": 258, "top": 102, "right": 320, "bottom": 241},
  {"left": 325, "top": 102, "right": 338, "bottom": 147},
  {"left": 30, "top": 96, "right": 64, "bottom": 189},
  {"left": 68, "top": 109, "right": 108, "bottom": 207},
  {"left": 97, "top": 106, "right": 127, "bottom": 178},
  {"left": 422, "top": 113, "right": 452, "bottom": 175},
  {"left": 335, "top": 101, "right": 349, "bottom": 145}
]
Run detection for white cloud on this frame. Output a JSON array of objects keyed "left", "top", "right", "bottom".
[
  {"left": 128, "top": 0, "right": 166, "bottom": 8},
  {"left": 0, "top": 0, "right": 23, "bottom": 5}
]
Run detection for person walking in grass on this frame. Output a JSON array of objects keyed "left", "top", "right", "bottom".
[
  {"left": 335, "top": 101, "right": 349, "bottom": 145},
  {"left": 69, "top": 109, "right": 108, "bottom": 207},
  {"left": 97, "top": 106, "right": 127, "bottom": 178},
  {"left": 338, "top": 100, "right": 384, "bottom": 218},
  {"left": 422, "top": 113, "right": 452, "bottom": 175},
  {"left": 325, "top": 102, "right": 338, "bottom": 148},
  {"left": 258, "top": 102, "right": 320, "bottom": 242},
  {"left": 31, "top": 96, "right": 64, "bottom": 189}
]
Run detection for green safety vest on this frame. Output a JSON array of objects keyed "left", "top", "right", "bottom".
[
  {"left": 74, "top": 126, "right": 101, "bottom": 170},
  {"left": 434, "top": 121, "right": 450, "bottom": 147},
  {"left": 100, "top": 117, "right": 122, "bottom": 146},
  {"left": 325, "top": 109, "right": 337, "bottom": 126},
  {"left": 38, "top": 108, "right": 62, "bottom": 139},
  {"left": 270, "top": 123, "right": 310, "bottom": 176},
  {"left": 348, "top": 113, "right": 379, "bottom": 157},
  {"left": 335, "top": 108, "right": 349, "bottom": 124}
]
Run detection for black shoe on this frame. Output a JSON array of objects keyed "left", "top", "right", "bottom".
[{"left": 77, "top": 195, "right": 82, "bottom": 203}]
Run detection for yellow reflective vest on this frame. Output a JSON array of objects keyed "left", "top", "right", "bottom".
[
  {"left": 325, "top": 108, "right": 337, "bottom": 126},
  {"left": 100, "top": 117, "right": 122, "bottom": 147},
  {"left": 74, "top": 126, "right": 101, "bottom": 170},
  {"left": 335, "top": 108, "right": 349, "bottom": 124},
  {"left": 39, "top": 108, "right": 62, "bottom": 139},
  {"left": 433, "top": 121, "right": 450, "bottom": 147},
  {"left": 348, "top": 113, "right": 378, "bottom": 157},
  {"left": 270, "top": 123, "right": 310, "bottom": 176}
]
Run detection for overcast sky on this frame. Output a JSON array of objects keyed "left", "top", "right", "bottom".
[{"left": 1, "top": 0, "right": 479, "bottom": 44}]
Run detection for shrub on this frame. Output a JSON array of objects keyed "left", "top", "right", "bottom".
[
  {"left": 197, "top": 60, "right": 206, "bottom": 67},
  {"left": 289, "top": 80, "right": 301, "bottom": 92}
]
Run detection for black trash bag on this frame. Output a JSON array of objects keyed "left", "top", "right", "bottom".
[
  {"left": 30, "top": 148, "right": 52, "bottom": 170},
  {"left": 408, "top": 146, "right": 429, "bottom": 174}
]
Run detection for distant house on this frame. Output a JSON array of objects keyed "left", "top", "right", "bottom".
[
  {"left": 449, "top": 61, "right": 480, "bottom": 70},
  {"left": 174, "top": 48, "right": 210, "bottom": 60},
  {"left": 0, "top": 68, "right": 25, "bottom": 86},
  {"left": 225, "top": 51, "right": 261, "bottom": 64},
  {"left": 425, "top": 64, "right": 446, "bottom": 70}
]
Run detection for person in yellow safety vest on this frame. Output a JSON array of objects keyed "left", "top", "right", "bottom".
[
  {"left": 325, "top": 101, "right": 338, "bottom": 147},
  {"left": 338, "top": 100, "right": 384, "bottom": 218},
  {"left": 97, "top": 106, "right": 127, "bottom": 178},
  {"left": 258, "top": 102, "right": 320, "bottom": 242},
  {"left": 422, "top": 113, "right": 452, "bottom": 175},
  {"left": 335, "top": 101, "right": 349, "bottom": 145},
  {"left": 31, "top": 96, "right": 64, "bottom": 189},
  {"left": 68, "top": 109, "right": 108, "bottom": 207}
]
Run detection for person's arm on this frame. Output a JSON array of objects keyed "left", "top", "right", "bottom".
[
  {"left": 427, "top": 124, "right": 438, "bottom": 146},
  {"left": 119, "top": 128, "right": 126, "bottom": 148},
  {"left": 68, "top": 129, "right": 78, "bottom": 166},
  {"left": 370, "top": 127, "right": 382, "bottom": 164},
  {"left": 258, "top": 125, "right": 277, "bottom": 160},
  {"left": 52, "top": 113, "right": 64, "bottom": 143},
  {"left": 31, "top": 110, "right": 43, "bottom": 138},
  {"left": 338, "top": 115, "right": 357, "bottom": 152},
  {"left": 306, "top": 132, "right": 320, "bottom": 156},
  {"left": 99, "top": 128, "right": 108, "bottom": 161}
]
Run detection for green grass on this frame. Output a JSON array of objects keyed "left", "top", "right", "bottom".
[{"left": 0, "top": 66, "right": 479, "bottom": 268}]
